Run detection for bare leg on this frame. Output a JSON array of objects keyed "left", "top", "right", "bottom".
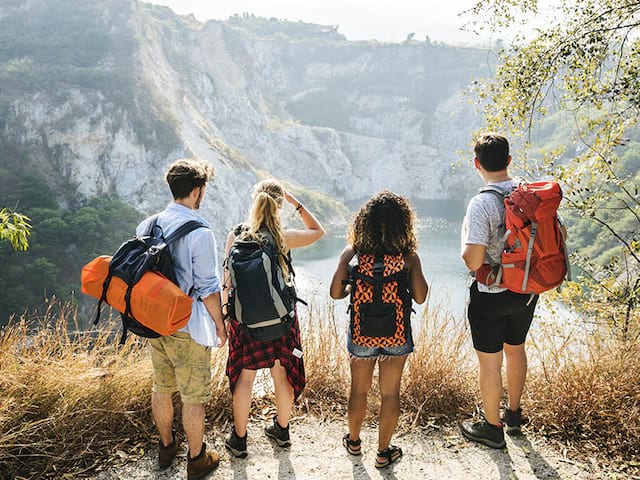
[
  {"left": 503, "top": 342, "right": 527, "bottom": 411},
  {"left": 232, "top": 369, "right": 257, "bottom": 436},
  {"left": 476, "top": 350, "right": 504, "bottom": 426},
  {"left": 182, "top": 402, "right": 205, "bottom": 458},
  {"left": 152, "top": 391, "right": 174, "bottom": 447},
  {"left": 270, "top": 360, "right": 294, "bottom": 427},
  {"left": 348, "top": 358, "right": 376, "bottom": 442},
  {"left": 377, "top": 355, "right": 408, "bottom": 453}
]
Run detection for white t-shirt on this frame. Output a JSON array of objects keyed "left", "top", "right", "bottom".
[{"left": 461, "top": 179, "right": 518, "bottom": 293}]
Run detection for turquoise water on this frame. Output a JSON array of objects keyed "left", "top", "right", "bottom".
[
  {"left": 290, "top": 214, "right": 583, "bottom": 361},
  {"left": 291, "top": 217, "right": 470, "bottom": 320}
]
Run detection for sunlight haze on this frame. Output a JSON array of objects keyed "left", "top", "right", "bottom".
[{"left": 145, "top": 0, "right": 493, "bottom": 45}]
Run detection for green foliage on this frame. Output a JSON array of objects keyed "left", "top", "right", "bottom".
[
  {"left": 0, "top": 208, "right": 31, "bottom": 251},
  {"left": 0, "top": 170, "right": 143, "bottom": 325},
  {"left": 227, "top": 14, "right": 345, "bottom": 41},
  {"left": 0, "top": 0, "right": 179, "bottom": 153},
  {"left": 285, "top": 182, "right": 349, "bottom": 223},
  {"left": 470, "top": 0, "right": 640, "bottom": 338},
  {"left": 0, "top": 0, "right": 136, "bottom": 93},
  {"left": 0, "top": 168, "right": 58, "bottom": 211}
]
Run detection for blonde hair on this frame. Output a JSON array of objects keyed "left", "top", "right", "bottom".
[{"left": 240, "top": 179, "right": 289, "bottom": 274}]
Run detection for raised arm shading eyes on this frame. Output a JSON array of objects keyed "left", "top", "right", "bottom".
[{"left": 282, "top": 190, "right": 325, "bottom": 249}]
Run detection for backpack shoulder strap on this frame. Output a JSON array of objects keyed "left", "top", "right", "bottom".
[
  {"left": 164, "top": 220, "right": 208, "bottom": 245},
  {"left": 144, "top": 213, "right": 161, "bottom": 236},
  {"left": 478, "top": 185, "right": 512, "bottom": 275},
  {"left": 233, "top": 223, "right": 247, "bottom": 236},
  {"left": 479, "top": 184, "right": 511, "bottom": 200},
  {"left": 371, "top": 253, "right": 386, "bottom": 302}
]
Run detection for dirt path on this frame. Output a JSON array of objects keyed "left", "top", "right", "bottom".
[{"left": 92, "top": 414, "right": 608, "bottom": 480}]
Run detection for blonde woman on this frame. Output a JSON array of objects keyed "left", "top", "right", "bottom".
[{"left": 223, "top": 179, "right": 324, "bottom": 458}]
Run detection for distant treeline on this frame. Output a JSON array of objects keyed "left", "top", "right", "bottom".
[{"left": 0, "top": 167, "right": 142, "bottom": 326}]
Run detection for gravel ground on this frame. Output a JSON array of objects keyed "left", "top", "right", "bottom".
[{"left": 90, "top": 414, "right": 609, "bottom": 480}]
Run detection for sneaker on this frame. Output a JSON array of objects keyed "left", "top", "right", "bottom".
[
  {"left": 502, "top": 407, "right": 526, "bottom": 435},
  {"left": 158, "top": 431, "right": 180, "bottom": 470},
  {"left": 264, "top": 415, "right": 291, "bottom": 447},
  {"left": 460, "top": 419, "right": 506, "bottom": 449},
  {"left": 186, "top": 443, "right": 220, "bottom": 480},
  {"left": 225, "top": 428, "right": 248, "bottom": 458}
]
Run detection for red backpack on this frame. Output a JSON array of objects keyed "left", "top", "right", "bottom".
[{"left": 475, "top": 180, "right": 570, "bottom": 294}]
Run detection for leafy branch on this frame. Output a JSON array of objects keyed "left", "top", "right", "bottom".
[{"left": 0, "top": 207, "right": 31, "bottom": 251}]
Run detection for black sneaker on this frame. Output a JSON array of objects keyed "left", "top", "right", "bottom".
[
  {"left": 502, "top": 407, "right": 526, "bottom": 435},
  {"left": 264, "top": 415, "right": 291, "bottom": 447},
  {"left": 460, "top": 419, "right": 506, "bottom": 449},
  {"left": 225, "top": 428, "right": 248, "bottom": 458}
]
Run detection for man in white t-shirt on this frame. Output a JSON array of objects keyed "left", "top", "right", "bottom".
[{"left": 459, "top": 133, "right": 539, "bottom": 448}]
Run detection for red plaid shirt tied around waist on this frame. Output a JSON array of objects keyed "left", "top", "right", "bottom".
[{"left": 226, "top": 314, "right": 305, "bottom": 400}]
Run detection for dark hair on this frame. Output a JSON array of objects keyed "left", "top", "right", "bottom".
[
  {"left": 474, "top": 133, "right": 510, "bottom": 172},
  {"left": 165, "top": 159, "right": 214, "bottom": 199},
  {"left": 347, "top": 190, "right": 418, "bottom": 255}
]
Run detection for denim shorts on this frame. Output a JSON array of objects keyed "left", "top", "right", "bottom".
[{"left": 347, "top": 327, "right": 414, "bottom": 359}]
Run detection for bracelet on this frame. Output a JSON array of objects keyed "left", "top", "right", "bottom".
[{"left": 295, "top": 202, "right": 304, "bottom": 212}]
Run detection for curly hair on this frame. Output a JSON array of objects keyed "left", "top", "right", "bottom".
[
  {"left": 240, "top": 179, "right": 289, "bottom": 275},
  {"left": 347, "top": 190, "right": 418, "bottom": 255}
]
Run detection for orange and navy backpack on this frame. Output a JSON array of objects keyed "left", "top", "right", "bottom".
[
  {"left": 348, "top": 253, "right": 413, "bottom": 347},
  {"left": 81, "top": 215, "right": 206, "bottom": 344},
  {"left": 475, "top": 180, "right": 570, "bottom": 294}
]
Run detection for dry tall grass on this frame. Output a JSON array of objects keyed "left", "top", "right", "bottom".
[
  {"left": 0, "top": 305, "right": 153, "bottom": 479},
  {"left": 403, "top": 305, "right": 477, "bottom": 425},
  {"left": 298, "top": 302, "right": 477, "bottom": 425},
  {"left": 298, "top": 302, "right": 350, "bottom": 416},
  {"left": 526, "top": 316, "right": 640, "bottom": 464},
  {"left": 1, "top": 301, "right": 638, "bottom": 478}
]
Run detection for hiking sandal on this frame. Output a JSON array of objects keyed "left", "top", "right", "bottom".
[
  {"left": 342, "top": 433, "right": 362, "bottom": 455},
  {"left": 375, "top": 445, "right": 403, "bottom": 469}
]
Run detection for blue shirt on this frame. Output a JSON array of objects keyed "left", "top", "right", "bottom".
[{"left": 137, "top": 202, "right": 221, "bottom": 347}]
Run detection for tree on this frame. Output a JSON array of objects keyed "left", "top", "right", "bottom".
[
  {"left": 468, "top": 0, "right": 640, "bottom": 338},
  {"left": 0, "top": 207, "right": 31, "bottom": 251}
]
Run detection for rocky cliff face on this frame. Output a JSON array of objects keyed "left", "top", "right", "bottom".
[{"left": 0, "top": 0, "right": 489, "bottom": 238}]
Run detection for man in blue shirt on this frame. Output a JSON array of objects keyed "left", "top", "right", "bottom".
[{"left": 136, "top": 158, "right": 226, "bottom": 479}]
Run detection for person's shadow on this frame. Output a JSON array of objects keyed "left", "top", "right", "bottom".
[
  {"left": 485, "top": 432, "right": 562, "bottom": 480},
  {"left": 375, "top": 467, "right": 400, "bottom": 480},
  {"left": 509, "top": 433, "right": 562, "bottom": 479},
  {"left": 487, "top": 446, "right": 519, "bottom": 480},
  {"left": 348, "top": 453, "right": 374, "bottom": 480},
  {"left": 348, "top": 453, "right": 405, "bottom": 480},
  {"left": 229, "top": 453, "right": 249, "bottom": 480},
  {"left": 272, "top": 443, "right": 297, "bottom": 480}
]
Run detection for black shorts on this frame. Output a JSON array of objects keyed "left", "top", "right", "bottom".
[{"left": 467, "top": 281, "right": 539, "bottom": 353}]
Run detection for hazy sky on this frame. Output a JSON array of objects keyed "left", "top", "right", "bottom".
[{"left": 145, "top": 0, "right": 498, "bottom": 46}]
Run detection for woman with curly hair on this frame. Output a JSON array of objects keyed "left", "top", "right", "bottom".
[
  {"left": 222, "top": 179, "right": 324, "bottom": 458},
  {"left": 330, "top": 190, "right": 428, "bottom": 469}
]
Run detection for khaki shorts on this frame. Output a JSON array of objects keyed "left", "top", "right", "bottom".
[{"left": 150, "top": 332, "right": 212, "bottom": 404}]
